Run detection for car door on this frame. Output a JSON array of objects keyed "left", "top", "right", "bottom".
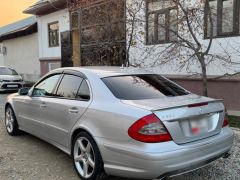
[
  {"left": 41, "top": 73, "right": 92, "bottom": 147},
  {"left": 15, "top": 73, "right": 62, "bottom": 137}
]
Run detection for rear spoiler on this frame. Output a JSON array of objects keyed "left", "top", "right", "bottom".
[{"left": 152, "top": 99, "right": 224, "bottom": 112}]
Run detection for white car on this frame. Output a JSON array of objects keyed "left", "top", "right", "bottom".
[{"left": 0, "top": 66, "right": 24, "bottom": 92}]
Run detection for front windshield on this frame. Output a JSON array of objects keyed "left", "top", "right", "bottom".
[{"left": 0, "top": 67, "right": 18, "bottom": 75}]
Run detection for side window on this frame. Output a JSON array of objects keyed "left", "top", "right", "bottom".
[
  {"left": 33, "top": 74, "right": 61, "bottom": 97},
  {"left": 56, "top": 74, "right": 83, "bottom": 99},
  {"left": 77, "top": 79, "right": 90, "bottom": 101}
]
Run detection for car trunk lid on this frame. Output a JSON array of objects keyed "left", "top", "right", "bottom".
[{"left": 121, "top": 94, "right": 225, "bottom": 144}]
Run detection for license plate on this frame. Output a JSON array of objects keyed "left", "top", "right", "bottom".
[
  {"left": 7, "top": 85, "right": 18, "bottom": 88},
  {"left": 190, "top": 119, "right": 208, "bottom": 135}
]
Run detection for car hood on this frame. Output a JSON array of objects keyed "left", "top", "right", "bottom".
[{"left": 0, "top": 75, "right": 22, "bottom": 81}]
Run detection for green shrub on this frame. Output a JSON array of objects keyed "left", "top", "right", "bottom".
[{"left": 228, "top": 116, "right": 240, "bottom": 129}]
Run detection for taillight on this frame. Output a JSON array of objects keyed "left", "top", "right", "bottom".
[
  {"left": 188, "top": 102, "right": 208, "bottom": 108},
  {"left": 128, "top": 114, "right": 172, "bottom": 143},
  {"left": 223, "top": 110, "right": 229, "bottom": 127},
  {"left": 223, "top": 119, "right": 229, "bottom": 127}
]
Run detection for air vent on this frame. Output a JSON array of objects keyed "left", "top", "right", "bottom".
[{"left": 49, "top": 62, "right": 61, "bottom": 71}]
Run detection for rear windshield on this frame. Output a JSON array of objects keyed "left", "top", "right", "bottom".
[{"left": 102, "top": 74, "right": 190, "bottom": 100}]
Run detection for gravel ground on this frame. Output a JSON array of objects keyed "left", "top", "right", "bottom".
[{"left": 0, "top": 93, "right": 239, "bottom": 180}]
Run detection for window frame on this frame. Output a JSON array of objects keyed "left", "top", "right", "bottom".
[
  {"left": 76, "top": 79, "right": 91, "bottom": 101},
  {"left": 146, "top": 0, "right": 178, "bottom": 45},
  {"left": 204, "top": 0, "right": 240, "bottom": 39},
  {"left": 31, "top": 73, "right": 63, "bottom": 98},
  {"left": 55, "top": 74, "right": 84, "bottom": 100},
  {"left": 48, "top": 21, "right": 60, "bottom": 47},
  {"left": 54, "top": 72, "right": 91, "bottom": 102},
  {"left": 31, "top": 70, "right": 91, "bottom": 101}
]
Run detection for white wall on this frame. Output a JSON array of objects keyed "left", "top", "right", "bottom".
[
  {"left": 37, "top": 9, "right": 70, "bottom": 60},
  {"left": 0, "top": 43, "right": 4, "bottom": 66},
  {"left": 126, "top": 0, "right": 240, "bottom": 76},
  {"left": 2, "top": 33, "right": 40, "bottom": 82}
]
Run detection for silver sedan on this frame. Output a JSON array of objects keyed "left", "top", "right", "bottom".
[{"left": 5, "top": 67, "right": 234, "bottom": 180}]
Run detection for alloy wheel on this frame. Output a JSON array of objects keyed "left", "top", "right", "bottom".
[
  {"left": 74, "top": 137, "right": 95, "bottom": 179},
  {"left": 5, "top": 108, "right": 14, "bottom": 133}
]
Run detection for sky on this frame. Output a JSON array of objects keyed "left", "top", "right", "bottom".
[{"left": 0, "top": 0, "right": 36, "bottom": 27}]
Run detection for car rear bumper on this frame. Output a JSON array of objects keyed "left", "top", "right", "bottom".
[
  {"left": 96, "top": 127, "right": 234, "bottom": 179},
  {"left": 156, "top": 152, "right": 229, "bottom": 179}
]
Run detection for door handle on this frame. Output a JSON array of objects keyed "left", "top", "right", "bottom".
[
  {"left": 40, "top": 103, "right": 47, "bottom": 108},
  {"left": 69, "top": 107, "right": 79, "bottom": 114}
]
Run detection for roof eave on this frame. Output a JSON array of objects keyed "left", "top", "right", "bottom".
[
  {"left": 23, "top": 0, "right": 67, "bottom": 15},
  {"left": 0, "top": 23, "right": 38, "bottom": 42},
  {"left": 23, "top": 1, "right": 49, "bottom": 14}
]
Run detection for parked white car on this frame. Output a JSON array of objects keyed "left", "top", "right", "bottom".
[{"left": 0, "top": 66, "right": 24, "bottom": 92}]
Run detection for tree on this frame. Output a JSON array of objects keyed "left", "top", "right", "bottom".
[
  {"left": 173, "top": 0, "right": 214, "bottom": 96},
  {"left": 67, "top": 0, "right": 127, "bottom": 66},
  {"left": 127, "top": 0, "right": 240, "bottom": 96}
]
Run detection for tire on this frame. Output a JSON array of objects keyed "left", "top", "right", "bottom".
[
  {"left": 5, "top": 105, "right": 20, "bottom": 136},
  {"left": 72, "top": 132, "right": 107, "bottom": 180}
]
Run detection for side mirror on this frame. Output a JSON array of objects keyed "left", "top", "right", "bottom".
[{"left": 18, "top": 87, "right": 30, "bottom": 96}]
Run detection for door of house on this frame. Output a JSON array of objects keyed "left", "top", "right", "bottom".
[{"left": 79, "top": 0, "right": 126, "bottom": 66}]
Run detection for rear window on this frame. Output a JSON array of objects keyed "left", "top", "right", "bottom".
[{"left": 102, "top": 74, "right": 190, "bottom": 100}]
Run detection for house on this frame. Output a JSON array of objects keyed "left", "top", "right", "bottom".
[
  {"left": 127, "top": 0, "right": 240, "bottom": 76},
  {"left": 58, "top": 0, "right": 240, "bottom": 74},
  {"left": 20, "top": 0, "right": 239, "bottom": 112},
  {"left": 25, "top": 0, "right": 126, "bottom": 68},
  {"left": 0, "top": 16, "right": 40, "bottom": 83},
  {"left": 24, "top": 0, "right": 70, "bottom": 76},
  {"left": 63, "top": 0, "right": 240, "bottom": 113},
  {"left": 125, "top": 0, "right": 240, "bottom": 114}
]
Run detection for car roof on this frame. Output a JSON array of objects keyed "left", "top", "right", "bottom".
[
  {"left": 52, "top": 66, "right": 154, "bottom": 78},
  {"left": 0, "top": 66, "right": 14, "bottom": 70}
]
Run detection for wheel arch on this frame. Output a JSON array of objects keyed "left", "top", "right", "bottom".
[
  {"left": 70, "top": 127, "right": 99, "bottom": 156},
  {"left": 5, "top": 102, "right": 13, "bottom": 112}
]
